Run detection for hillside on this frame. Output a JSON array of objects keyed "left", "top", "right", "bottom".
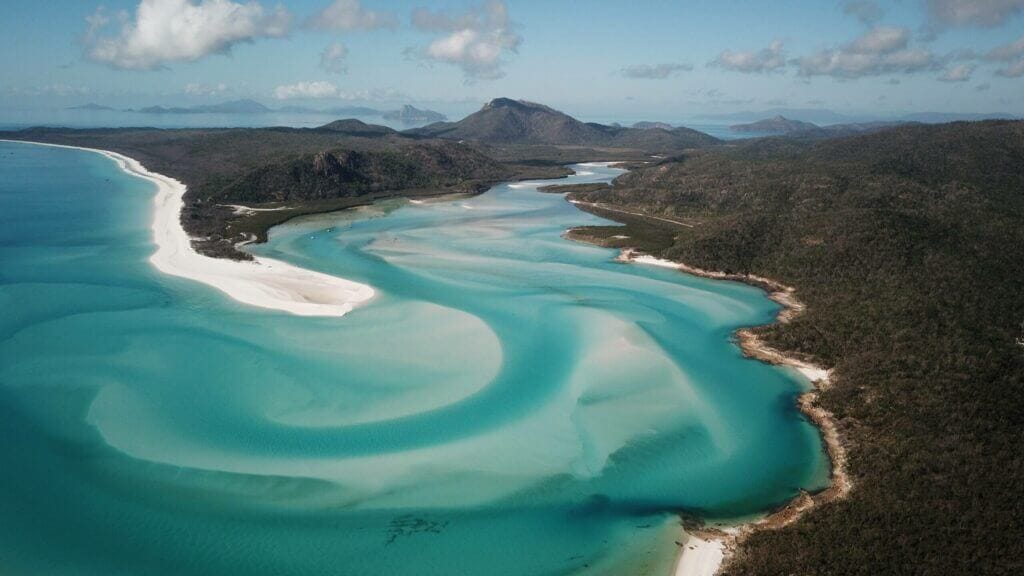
[
  {"left": 315, "top": 119, "right": 397, "bottom": 137},
  {"left": 552, "top": 120, "right": 1024, "bottom": 576},
  {"left": 409, "top": 98, "right": 719, "bottom": 151},
  {"left": 730, "top": 115, "right": 818, "bottom": 134},
  {"left": 1, "top": 125, "right": 567, "bottom": 259}
]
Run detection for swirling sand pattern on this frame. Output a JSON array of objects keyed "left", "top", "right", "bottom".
[{"left": 0, "top": 142, "right": 828, "bottom": 576}]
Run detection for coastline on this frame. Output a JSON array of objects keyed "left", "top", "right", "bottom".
[
  {"left": 614, "top": 248, "right": 852, "bottom": 576},
  {"left": 2, "top": 140, "right": 375, "bottom": 317}
]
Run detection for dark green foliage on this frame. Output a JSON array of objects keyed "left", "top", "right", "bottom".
[
  {"left": 407, "top": 98, "right": 720, "bottom": 151},
  {"left": 566, "top": 121, "right": 1024, "bottom": 575},
  {"left": 0, "top": 125, "right": 570, "bottom": 259}
]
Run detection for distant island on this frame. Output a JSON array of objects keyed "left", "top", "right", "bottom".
[
  {"left": 381, "top": 105, "right": 447, "bottom": 124},
  {"left": 712, "top": 107, "right": 1020, "bottom": 125},
  {"left": 632, "top": 121, "right": 674, "bottom": 130},
  {"left": 135, "top": 99, "right": 272, "bottom": 115},
  {"left": 67, "top": 103, "right": 118, "bottom": 111},
  {"left": 65, "top": 99, "right": 443, "bottom": 122},
  {"left": 730, "top": 115, "right": 818, "bottom": 134}
]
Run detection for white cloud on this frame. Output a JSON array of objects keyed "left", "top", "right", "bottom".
[
  {"left": 84, "top": 0, "right": 291, "bottom": 70},
  {"left": 273, "top": 81, "right": 339, "bottom": 99},
  {"left": 306, "top": 0, "right": 395, "bottom": 31},
  {"left": 846, "top": 26, "right": 909, "bottom": 53},
  {"left": 410, "top": 1, "right": 521, "bottom": 81},
  {"left": 272, "top": 82, "right": 405, "bottom": 101},
  {"left": 843, "top": 0, "right": 883, "bottom": 24},
  {"left": 995, "top": 58, "right": 1024, "bottom": 77},
  {"left": 794, "top": 26, "right": 940, "bottom": 78},
  {"left": 926, "top": 0, "right": 1024, "bottom": 28},
  {"left": 620, "top": 62, "right": 693, "bottom": 79},
  {"left": 710, "top": 40, "right": 786, "bottom": 73},
  {"left": 320, "top": 42, "right": 348, "bottom": 73},
  {"left": 985, "top": 36, "right": 1024, "bottom": 61},
  {"left": 184, "top": 82, "right": 230, "bottom": 95},
  {"left": 938, "top": 63, "right": 975, "bottom": 81}
]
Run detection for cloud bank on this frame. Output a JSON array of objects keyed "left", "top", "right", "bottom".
[
  {"left": 85, "top": 0, "right": 291, "bottom": 70},
  {"left": 794, "top": 26, "right": 940, "bottom": 78},
  {"left": 320, "top": 42, "right": 348, "bottom": 73},
  {"left": 926, "top": 0, "right": 1024, "bottom": 28},
  {"left": 843, "top": 0, "right": 883, "bottom": 24},
  {"left": 410, "top": 1, "right": 521, "bottom": 81},
  {"left": 710, "top": 40, "right": 786, "bottom": 73},
  {"left": 306, "top": 0, "right": 396, "bottom": 31},
  {"left": 620, "top": 62, "right": 693, "bottom": 79}
]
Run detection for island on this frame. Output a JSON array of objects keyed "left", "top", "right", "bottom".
[
  {"left": 381, "top": 104, "right": 447, "bottom": 124},
  {"left": 729, "top": 115, "right": 818, "bottom": 134}
]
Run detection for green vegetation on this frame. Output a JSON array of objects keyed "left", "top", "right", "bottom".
[
  {"left": 557, "top": 120, "right": 1024, "bottom": 575},
  {"left": 408, "top": 98, "right": 720, "bottom": 151},
  {"left": 0, "top": 125, "right": 570, "bottom": 258},
  {"left": 7, "top": 106, "right": 1020, "bottom": 574},
  {"left": 2, "top": 100, "right": 716, "bottom": 259}
]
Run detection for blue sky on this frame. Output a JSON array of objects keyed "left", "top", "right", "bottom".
[{"left": 1, "top": 0, "right": 1022, "bottom": 119}]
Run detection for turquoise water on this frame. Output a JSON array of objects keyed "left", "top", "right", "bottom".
[{"left": 0, "top": 141, "right": 828, "bottom": 575}]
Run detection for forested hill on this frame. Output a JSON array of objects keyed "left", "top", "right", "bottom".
[
  {"left": 0, "top": 126, "right": 568, "bottom": 259},
  {"left": 559, "top": 120, "right": 1024, "bottom": 576},
  {"left": 407, "top": 98, "right": 720, "bottom": 150}
]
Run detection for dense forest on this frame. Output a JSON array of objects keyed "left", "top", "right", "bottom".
[
  {"left": 560, "top": 121, "right": 1024, "bottom": 575},
  {"left": 5, "top": 114, "right": 1022, "bottom": 574}
]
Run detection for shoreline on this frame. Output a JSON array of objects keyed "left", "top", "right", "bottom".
[
  {"left": 614, "top": 248, "right": 852, "bottom": 576},
  {"left": 3, "top": 140, "right": 376, "bottom": 317}
]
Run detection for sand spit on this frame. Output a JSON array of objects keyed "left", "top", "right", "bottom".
[{"left": 5, "top": 140, "right": 375, "bottom": 317}]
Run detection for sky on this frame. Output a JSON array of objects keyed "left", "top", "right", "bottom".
[{"left": 1, "top": 0, "right": 1023, "bottom": 120}]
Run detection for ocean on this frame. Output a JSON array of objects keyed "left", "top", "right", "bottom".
[{"left": 0, "top": 141, "right": 828, "bottom": 575}]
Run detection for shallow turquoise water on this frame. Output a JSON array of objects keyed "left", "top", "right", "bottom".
[{"left": 0, "top": 142, "right": 828, "bottom": 575}]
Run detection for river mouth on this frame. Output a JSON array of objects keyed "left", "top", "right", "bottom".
[{"left": 0, "top": 146, "right": 828, "bottom": 576}]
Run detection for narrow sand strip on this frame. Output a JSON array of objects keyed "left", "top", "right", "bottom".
[
  {"left": 618, "top": 249, "right": 851, "bottom": 576},
  {"left": 4, "top": 140, "right": 375, "bottom": 317}
]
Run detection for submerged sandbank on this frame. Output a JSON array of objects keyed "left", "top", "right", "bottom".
[
  {"left": 616, "top": 249, "right": 851, "bottom": 576},
  {"left": 4, "top": 140, "right": 375, "bottom": 317}
]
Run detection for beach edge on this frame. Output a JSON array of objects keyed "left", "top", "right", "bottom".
[
  {"left": 613, "top": 248, "right": 852, "bottom": 576},
  {"left": 1, "top": 140, "right": 376, "bottom": 317}
]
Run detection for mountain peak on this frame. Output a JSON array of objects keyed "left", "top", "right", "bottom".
[
  {"left": 482, "top": 98, "right": 555, "bottom": 113},
  {"left": 408, "top": 98, "right": 719, "bottom": 149}
]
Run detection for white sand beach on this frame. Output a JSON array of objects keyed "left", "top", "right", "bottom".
[
  {"left": 618, "top": 248, "right": 850, "bottom": 576},
  {"left": 673, "top": 534, "right": 726, "bottom": 576},
  {"left": 6, "top": 140, "right": 375, "bottom": 317}
]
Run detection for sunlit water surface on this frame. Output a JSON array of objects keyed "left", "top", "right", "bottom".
[{"left": 0, "top": 142, "right": 828, "bottom": 575}]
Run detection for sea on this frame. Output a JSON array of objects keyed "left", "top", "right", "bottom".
[{"left": 0, "top": 140, "right": 827, "bottom": 575}]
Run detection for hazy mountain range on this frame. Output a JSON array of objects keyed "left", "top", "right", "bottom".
[
  {"left": 704, "top": 107, "right": 1018, "bottom": 125},
  {"left": 68, "top": 99, "right": 446, "bottom": 122},
  {"left": 408, "top": 98, "right": 719, "bottom": 150}
]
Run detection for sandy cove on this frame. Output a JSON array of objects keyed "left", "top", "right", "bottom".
[
  {"left": 4, "top": 140, "right": 375, "bottom": 317},
  {"left": 615, "top": 249, "right": 852, "bottom": 576}
]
